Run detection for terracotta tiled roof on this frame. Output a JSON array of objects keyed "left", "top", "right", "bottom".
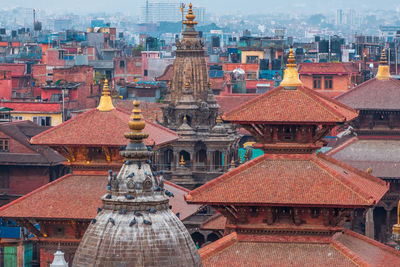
[
  {"left": 223, "top": 86, "right": 358, "bottom": 124},
  {"left": 0, "top": 173, "right": 200, "bottom": 221},
  {"left": 0, "top": 121, "right": 64, "bottom": 165},
  {"left": 200, "top": 213, "right": 227, "bottom": 230},
  {"left": 1, "top": 102, "right": 61, "bottom": 112},
  {"left": 186, "top": 153, "right": 388, "bottom": 207},
  {"left": 335, "top": 78, "right": 400, "bottom": 110},
  {"left": 200, "top": 233, "right": 355, "bottom": 267},
  {"left": 298, "top": 62, "right": 359, "bottom": 75},
  {"left": 30, "top": 107, "right": 177, "bottom": 147},
  {"left": 327, "top": 137, "right": 400, "bottom": 178},
  {"left": 199, "top": 230, "right": 400, "bottom": 267},
  {"left": 215, "top": 94, "right": 258, "bottom": 115}
]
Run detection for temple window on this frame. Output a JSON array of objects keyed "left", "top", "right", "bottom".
[
  {"left": 324, "top": 76, "right": 333, "bottom": 89},
  {"left": 313, "top": 75, "right": 321, "bottom": 89}
]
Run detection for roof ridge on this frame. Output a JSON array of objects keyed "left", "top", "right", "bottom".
[
  {"left": 331, "top": 238, "right": 370, "bottom": 266},
  {"left": 312, "top": 156, "right": 372, "bottom": 204},
  {"left": 343, "top": 230, "right": 400, "bottom": 256},
  {"left": 0, "top": 173, "right": 73, "bottom": 215},
  {"left": 318, "top": 153, "right": 387, "bottom": 187},
  {"left": 325, "top": 136, "right": 359, "bottom": 156},
  {"left": 187, "top": 155, "right": 267, "bottom": 200},
  {"left": 164, "top": 180, "right": 191, "bottom": 193},
  {"left": 198, "top": 232, "right": 238, "bottom": 261},
  {"left": 30, "top": 108, "right": 97, "bottom": 144},
  {"left": 298, "top": 86, "right": 355, "bottom": 122}
]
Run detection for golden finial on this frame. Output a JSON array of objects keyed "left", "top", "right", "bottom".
[
  {"left": 183, "top": 3, "right": 197, "bottom": 26},
  {"left": 97, "top": 79, "right": 115, "bottom": 111},
  {"left": 280, "top": 49, "right": 303, "bottom": 88},
  {"left": 124, "top": 100, "right": 149, "bottom": 143},
  {"left": 366, "top": 167, "right": 372, "bottom": 174},
  {"left": 376, "top": 48, "right": 390, "bottom": 80},
  {"left": 180, "top": 155, "right": 186, "bottom": 166},
  {"left": 216, "top": 115, "right": 223, "bottom": 124}
]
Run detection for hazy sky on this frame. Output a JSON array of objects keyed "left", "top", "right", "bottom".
[{"left": 1, "top": 0, "right": 400, "bottom": 15}]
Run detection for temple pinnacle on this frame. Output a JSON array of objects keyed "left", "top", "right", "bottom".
[
  {"left": 183, "top": 3, "right": 197, "bottom": 26},
  {"left": 280, "top": 49, "right": 303, "bottom": 88},
  {"left": 376, "top": 48, "right": 390, "bottom": 80},
  {"left": 97, "top": 79, "right": 115, "bottom": 112},
  {"left": 124, "top": 100, "right": 149, "bottom": 144}
]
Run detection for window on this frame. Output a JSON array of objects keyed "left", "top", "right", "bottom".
[
  {"left": 0, "top": 113, "right": 10, "bottom": 121},
  {"left": 324, "top": 76, "right": 333, "bottom": 89},
  {"left": 12, "top": 116, "right": 23, "bottom": 121},
  {"left": 0, "top": 139, "right": 9, "bottom": 152},
  {"left": 313, "top": 76, "right": 321, "bottom": 89},
  {"left": 246, "top": 56, "right": 259, "bottom": 64},
  {"left": 0, "top": 166, "right": 9, "bottom": 189},
  {"left": 144, "top": 69, "right": 148, "bottom": 76},
  {"left": 246, "top": 72, "right": 257, "bottom": 80},
  {"left": 58, "top": 50, "right": 65, "bottom": 60},
  {"left": 119, "top": 60, "right": 125, "bottom": 68},
  {"left": 33, "top": 116, "right": 52, "bottom": 126}
]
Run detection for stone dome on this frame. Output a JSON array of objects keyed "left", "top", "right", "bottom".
[{"left": 72, "top": 101, "right": 202, "bottom": 267}]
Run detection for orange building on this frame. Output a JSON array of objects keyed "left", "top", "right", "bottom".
[{"left": 298, "top": 62, "right": 362, "bottom": 98}]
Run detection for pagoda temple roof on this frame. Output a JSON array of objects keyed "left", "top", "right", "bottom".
[
  {"left": 223, "top": 85, "right": 358, "bottom": 124},
  {"left": 327, "top": 137, "right": 400, "bottom": 178},
  {"left": 199, "top": 230, "right": 400, "bottom": 267},
  {"left": 0, "top": 173, "right": 201, "bottom": 221},
  {"left": 186, "top": 153, "right": 388, "bottom": 207},
  {"left": 335, "top": 77, "right": 400, "bottom": 111},
  {"left": 30, "top": 107, "right": 178, "bottom": 147}
]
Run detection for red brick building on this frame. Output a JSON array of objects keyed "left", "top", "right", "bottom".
[
  {"left": 298, "top": 62, "right": 362, "bottom": 98},
  {"left": 186, "top": 50, "right": 400, "bottom": 266},
  {"left": 0, "top": 120, "right": 66, "bottom": 206}
]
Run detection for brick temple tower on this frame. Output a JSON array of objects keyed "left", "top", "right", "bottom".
[
  {"left": 161, "top": 3, "right": 239, "bottom": 189},
  {"left": 72, "top": 101, "right": 202, "bottom": 266}
]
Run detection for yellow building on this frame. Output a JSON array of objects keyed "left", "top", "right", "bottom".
[
  {"left": 240, "top": 48, "right": 264, "bottom": 64},
  {"left": 1, "top": 102, "right": 63, "bottom": 126}
]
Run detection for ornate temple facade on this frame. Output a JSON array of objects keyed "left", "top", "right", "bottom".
[
  {"left": 330, "top": 49, "right": 400, "bottom": 244},
  {"left": 0, "top": 81, "right": 200, "bottom": 265},
  {"left": 186, "top": 50, "right": 400, "bottom": 266},
  {"left": 73, "top": 100, "right": 201, "bottom": 266},
  {"left": 161, "top": 4, "right": 239, "bottom": 189}
]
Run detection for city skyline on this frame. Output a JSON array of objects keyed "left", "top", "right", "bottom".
[{"left": 2, "top": 0, "right": 400, "bottom": 15}]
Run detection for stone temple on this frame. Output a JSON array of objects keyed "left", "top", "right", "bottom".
[
  {"left": 161, "top": 4, "right": 240, "bottom": 189},
  {"left": 72, "top": 100, "right": 202, "bottom": 266}
]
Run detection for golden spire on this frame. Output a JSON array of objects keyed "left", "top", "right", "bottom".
[
  {"left": 124, "top": 100, "right": 149, "bottom": 143},
  {"left": 280, "top": 49, "right": 303, "bottom": 88},
  {"left": 97, "top": 79, "right": 115, "bottom": 111},
  {"left": 183, "top": 3, "right": 197, "bottom": 26},
  {"left": 376, "top": 48, "right": 390, "bottom": 80},
  {"left": 216, "top": 115, "right": 223, "bottom": 124},
  {"left": 180, "top": 155, "right": 186, "bottom": 166}
]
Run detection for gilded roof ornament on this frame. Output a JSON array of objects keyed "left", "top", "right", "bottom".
[
  {"left": 376, "top": 48, "right": 390, "bottom": 80},
  {"left": 280, "top": 49, "right": 303, "bottom": 88},
  {"left": 97, "top": 79, "right": 115, "bottom": 111},
  {"left": 183, "top": 3, "right": 197, "bottom": 26},
  {"left": 124, "top": 100, "right": 149, "bottom": 144}
]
